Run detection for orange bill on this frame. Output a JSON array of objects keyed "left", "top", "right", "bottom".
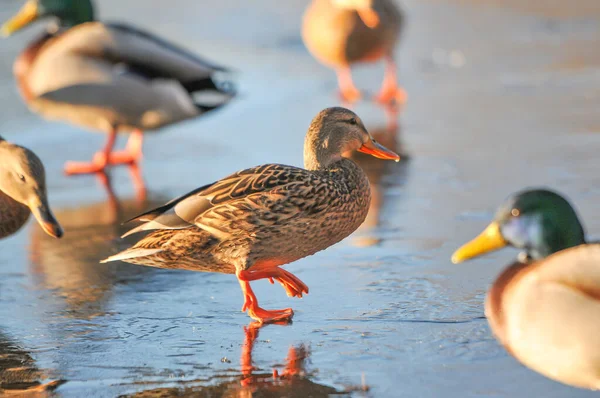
[
  {"left": 40, "top": 220, "right": 64, "bottom": 239},
  {"left": 358, "top": 139, "right": 400, "bottom": 161},
  {"left": 29, "top": 199, "right": 64, "bottom": 239},
  {"left": 357, "top": 8, "right": 380, "bottom": 28}
]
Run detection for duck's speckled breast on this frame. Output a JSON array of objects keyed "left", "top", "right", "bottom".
[
  {"left": 0, "top": 190, "right": 30, "bottom": 239},
  {"left": 240, "top": 158, "right": 371, "bottom": 269}
]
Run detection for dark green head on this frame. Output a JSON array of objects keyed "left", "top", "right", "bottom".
[
  {"left": 452, "top": 188, "right": 585, "bottom": 263},
  {"left": 2, "top": 0, "right": 94, "bottom": 36}
]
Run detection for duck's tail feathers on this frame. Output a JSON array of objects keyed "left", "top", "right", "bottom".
[
  {"left": 183, "top": 73, "right": 236, "bottom": 96},
  {"left": 121, "top": 223, "right": 154, "bottom": 239},
  {"left": 100, "top": 248, "right": 164, "bottom": 264},
  {"left": 123, "top": 182, "right": 215, "bottom": 227},
  {"left": 123, "top": 210, "right": 160, "bottom": 225},
  {"left": 184, "top": 69, "right": 236, "bottom": 113}
]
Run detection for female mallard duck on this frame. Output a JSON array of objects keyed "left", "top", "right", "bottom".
[
  {"left": 102, "top": 107, "right": 400, "bottom": 324},
  {"left": 0, "top": 136, "right": 62, "bottom": 239},
  {"left": 2, "top": 0, "right": 233, "bottom": 176},
  {"left": 302, "top": 0, "right": 406, "bottom": 104},
  {"left": 452, "top": 188, "right": 600, "bottom": 390}
]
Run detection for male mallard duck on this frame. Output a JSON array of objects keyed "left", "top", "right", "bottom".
[
  {"left": 2, "top": 0, "right": 233, "bottom": 176},
  {"left": 0, "top": 136, "right": 62, "bottom": 239},
  {"left": 302, "top": 0, "right": 406, "bottom": 104},
  {"left": 452, "top": 188, "right": 600, "bottom": 390},
  {"left": 102, "top": 107, "right": 400, "bottom": 324}
]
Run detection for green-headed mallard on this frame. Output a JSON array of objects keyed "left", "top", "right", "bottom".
[
  {"left": 101, "top": 107, "right": 400, "bottom": 324},
  {"left": 302, "top": 0, "right": 406, "bottom": 104},
  {"left": 0, "top": 136, "right": 62, "bottom": 239},
  {"left": 2, "top": 0, "right": 233, "bottom": 176},
  {"left": 452, "top": 188, "right": 600, "bottom": 390}
]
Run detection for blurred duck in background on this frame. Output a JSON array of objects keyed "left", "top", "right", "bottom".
[
  {"left": 452, "top": 189, "right": 600, "bottom": 390},
  {"left": 1, "top": 0, "right": 235, "bottom": 178},
  {"left": 0, "top": 136, "right": 62, "bottom": 239},
  {"left": 302, "top": 0, "right": 406, "bottom": 104}
]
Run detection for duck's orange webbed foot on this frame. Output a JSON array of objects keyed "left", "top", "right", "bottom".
[
  {"left": 247, "top": 306, "right": 294, "bottom": 324},
  {"left": 271, "top": 277, "right": 303, "bottom": 298},
  {"left": 271, "top": 268, "right": 309, "bottom": 298},
  {"left": 65, "top": 129, "right": 115, "bottom": 175},
  {"left": 64, "top": 129, "right": 144, "bottom": 175},
  {"left": 65, "top": 153, "right": 114, "bottom": 175},
  {"left": 237, "top": 270, "right": 294, "bottom": 325},
  {"left": 64, "top": 160, "right": 106, "bottom": 175},
  {"left": 245, "top": 268, "right": 309, "bottom": 298}
]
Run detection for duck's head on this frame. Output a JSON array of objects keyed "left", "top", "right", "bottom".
[
  {"left": 452, "top": 189, "right": 585, "bottom": 264},
  {"left": 331, "top": 0, "right": 380, "bottom": 28},
  {"left": 2, "top": 0, "right": 94, "bottom": 36},
  {"left": 0, "top": 140, "right": 63, "bottom": 238},
  {"left": 304, "top": 107, "right": 399, "bottom": 170}
]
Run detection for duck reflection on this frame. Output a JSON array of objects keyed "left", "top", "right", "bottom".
[
  {"left": 27, "top": 178, "right": 168, "bottom": 320},
  {"left": 239, "top": 323, "right": 319, "bottom": 392},
  {"left": 104, "top": 165, "right": 148, "bottom": 206},
  {"left": 125, "top": 324, "right": 344, "bottom": 397},
  {"left": 0, "top": 330, "right": 65, "bottom": 395},
  {"left": 349, "top": 106, "right": 409, "bottom": 246},
  {"left": 95, "top": 165, "right": 148, "bottom": 213}
]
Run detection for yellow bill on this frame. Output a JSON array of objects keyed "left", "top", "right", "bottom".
[
  {"left": 1, "top": 1, "right": 39, "bottom": 37},
  {"left": 451, "top": 221, "right": 507, "bottom": 264}
]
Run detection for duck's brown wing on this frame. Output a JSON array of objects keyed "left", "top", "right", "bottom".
[{"left": 121, "top": 164, "right": 327, "bottom": 238}]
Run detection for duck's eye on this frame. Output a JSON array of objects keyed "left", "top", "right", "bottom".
[
  {"left": 18, "top": 174, "right": 26, "bottom": 182},
  {"left": 348, "top": 118, "right": 357, "bottom": 125},
  {"left": 511, "top": 208, "right": 520, "bottom": 217}
]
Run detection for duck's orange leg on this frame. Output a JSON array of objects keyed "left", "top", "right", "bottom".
[
  {"left": 374, "top": 55, "right": 407, "bottom": 105},
  {"left": 237, "top": 270, "right": 294, "bottom": 324},
  {"left": 64, "top": 128, "right": 117, "bottom": 175},
  {"left": 106, "top": 129, "right": 144, "bottom": 165},
  {"left": 64, "top": 129, "right": 143, "bottom": 175},
  {"left": 336, "top": 66, "right": 362, "bottom": 103},
  {"left": 244, "top": 267, "right": 309, "bottom": 298}
]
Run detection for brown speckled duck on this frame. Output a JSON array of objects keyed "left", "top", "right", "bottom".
[
  {"left": 102, "top": 107, "right": 400, "bottom": 324},
  {"left": 0, "top": 136, "right": 62, "bottom": 239},
  {"left": 2, "top": 0, "right": 233, "bottom": 178},
  {"left": 302, "top": 0, "right": 405, "bottom": 104}
]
